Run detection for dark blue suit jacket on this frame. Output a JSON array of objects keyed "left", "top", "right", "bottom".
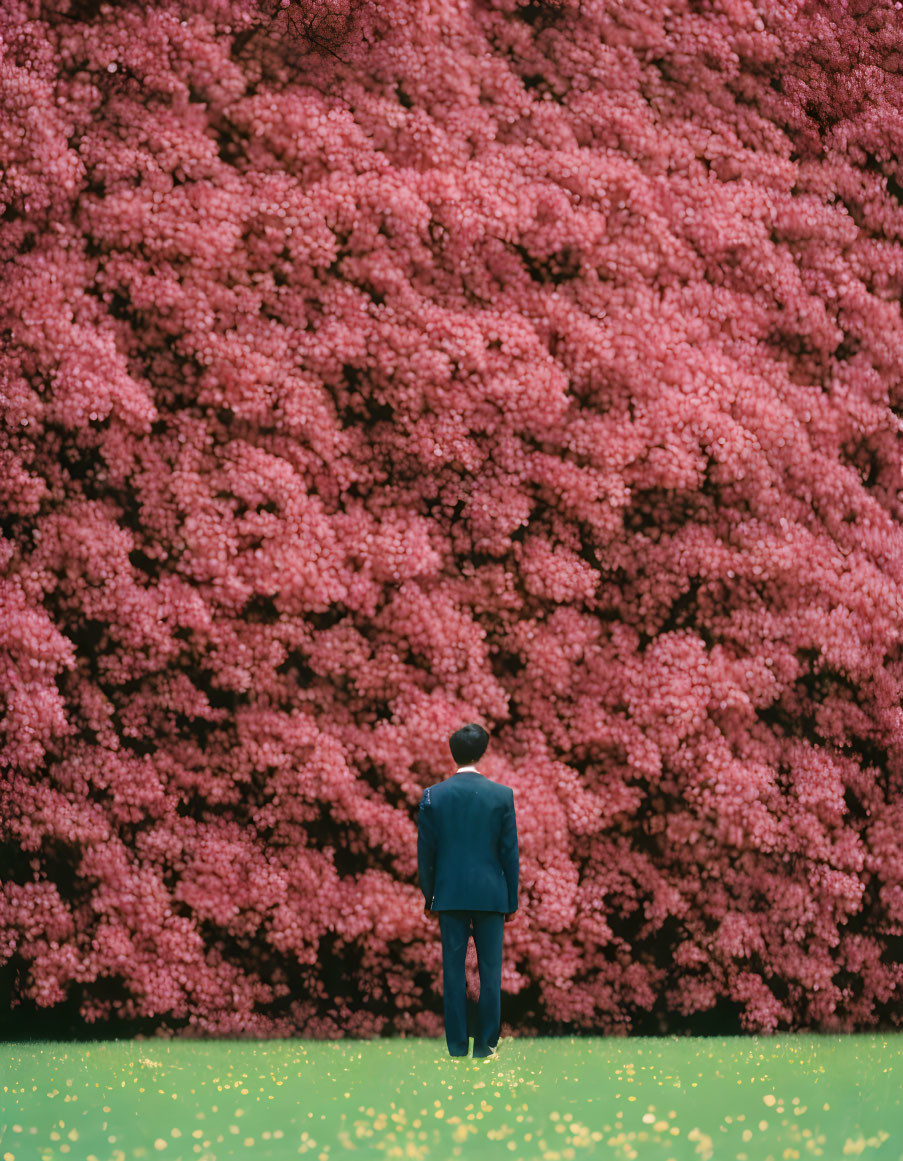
[{"left": 418, "top": 769, "right": 518, "bottom": 914}]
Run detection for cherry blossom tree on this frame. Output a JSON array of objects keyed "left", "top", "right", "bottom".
[{"left": 1, "top": 0, "right": 902, "bottom": 1038}]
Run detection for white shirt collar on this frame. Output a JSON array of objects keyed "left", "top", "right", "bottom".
[{"left": 456, "top": 765, "right": 479, "bottom": 773}]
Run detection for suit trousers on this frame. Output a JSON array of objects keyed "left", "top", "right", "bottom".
[{"left": 438, "top": 909, "right": 505, "bottom": 1057}]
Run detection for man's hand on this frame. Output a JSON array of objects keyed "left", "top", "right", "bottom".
[{"left": 424, "top": 906, "right": 437, "bottom": 918}]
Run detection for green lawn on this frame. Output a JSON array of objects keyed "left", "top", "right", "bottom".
[{"left": 1, "top": 1033, "right": 901, "bottom": 1160}]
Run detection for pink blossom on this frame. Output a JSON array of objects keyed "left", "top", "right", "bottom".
[{"left": 1, "top": 0, "right": 902, "bottom": 1038}]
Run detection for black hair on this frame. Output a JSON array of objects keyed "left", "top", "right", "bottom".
[{"left": 449, "top": 722, "right": 489, "bottom": 766}]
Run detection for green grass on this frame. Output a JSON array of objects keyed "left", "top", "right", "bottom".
[{"left": 1, "top": 1033, "right": 901, "bottom": 1160}]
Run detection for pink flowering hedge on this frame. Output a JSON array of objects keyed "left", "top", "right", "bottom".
[{"left": 1, "top": 0, "right": 903, "bottom": 1039}]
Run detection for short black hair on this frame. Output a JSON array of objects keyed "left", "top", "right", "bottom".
[{"left": 449, "top": 723, "right": 489, "bottom": 766}]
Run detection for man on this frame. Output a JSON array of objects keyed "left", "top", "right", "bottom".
[{"left": 417, "top": 723, "right": 519, "bottom": 1059}]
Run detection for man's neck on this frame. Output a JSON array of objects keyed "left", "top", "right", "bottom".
[{"left": 456, "top": 765, "right": 479, "bottom": 773}]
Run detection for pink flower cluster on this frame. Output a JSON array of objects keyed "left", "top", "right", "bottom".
[{"left": 1, "top": 0, "right": 903, "bottom": 1038}]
